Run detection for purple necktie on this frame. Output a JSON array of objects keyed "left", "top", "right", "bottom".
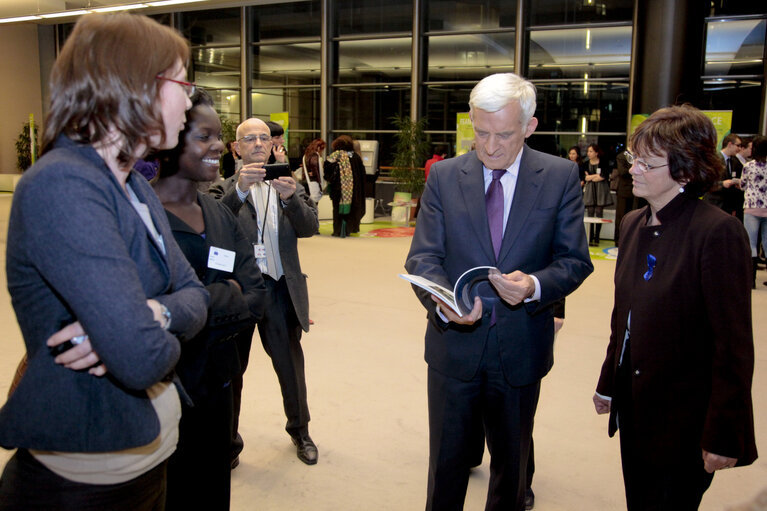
[
  {"left": 486, "top": 169, "right": 506, "bottom": 260},
  {"left": 486, "top": 169, "right": 505, "bottom": 326}
]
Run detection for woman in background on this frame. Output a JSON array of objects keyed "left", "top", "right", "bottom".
[
  {"left": 153, "top": 90, "right": 266, "bottom": 510},
  {"left": 740, "top": 135, "right": 767, "bottom": 287},
  {"left": 324, "top": 135, "right": 366, "bottom": 237},
  {"left": 582, "top": 143, "right": 613, "bottom": 246},
  {"left": 300, "top": 138, "right": 326, "bottom": 202},
  {"left": 594, "top": 105, "right": 757, "bottom": 510},
  {"left": 0, "top": 13, "right": 208, "bottom": 510}
]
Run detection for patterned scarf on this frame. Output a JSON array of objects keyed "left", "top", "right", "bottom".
[{"left": 327, "top": 150, "right": 353, "bottom": 214}]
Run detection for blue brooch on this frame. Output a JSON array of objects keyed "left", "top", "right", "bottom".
[{"left": 643, "top": 254, "right": 656, "bottom": 281}]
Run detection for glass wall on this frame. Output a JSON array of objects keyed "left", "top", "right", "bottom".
[
  {"left": 180, "top": 8, "right": 241, "bottom": 123},
  {"left": 250, "top": 0, "right": 322, "bottom": 159},
  {"left": 702, "top": 16, "right": 766, "bottom": 134},
  {"left": 50, "top": 0, "right": 766, "bottom": 170}
]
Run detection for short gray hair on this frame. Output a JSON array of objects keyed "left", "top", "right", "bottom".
[{"left": 469, "top": 73, "right": 537, "bottom": 126}]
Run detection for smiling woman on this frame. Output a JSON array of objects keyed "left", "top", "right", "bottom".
[{"left": 152, "top": 89, "right": 267, "bottom": 511}]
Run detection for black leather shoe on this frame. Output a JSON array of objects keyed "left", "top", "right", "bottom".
[
  {"left": 231, "top": 433, "right": 244, "bottom": 470},
  {"left": 231, "top": 456, "right": 240, "bottom": 470},
  {"left": 291, "top": 433, "right": 318, "bottom": 465},
  {"left": 524, "top": 487, "right": 535, "bottom": 510}
]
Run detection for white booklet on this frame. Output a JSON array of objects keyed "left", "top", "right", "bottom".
[{"left": 399, "top": 266, "right": 499, "bottom": 317}]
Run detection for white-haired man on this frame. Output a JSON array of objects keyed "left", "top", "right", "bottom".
[{"left": 405, "top": 73, "right": 593, "bottom": 510}]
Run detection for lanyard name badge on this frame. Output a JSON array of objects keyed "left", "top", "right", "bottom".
[{"left": 251, "top": 185, "right": 269, "bottom": 272}]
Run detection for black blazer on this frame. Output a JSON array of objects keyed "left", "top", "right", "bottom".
[
  {"left": 597, "top": 193, "right": 757, "bottom": 466},
  {"left": 165, "top": 192, "right": 267, "bottom": 402}
]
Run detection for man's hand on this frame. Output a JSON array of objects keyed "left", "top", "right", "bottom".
[
  {"left": 237, "top": 163, "right": 266, "bottom": 191},
  {"left": 489, "top": 271, "right": 535, "bottom": 306},
  {"left": 432, "top": 295, "right": 482, "bottom": 325},
  {"left": 47, "top": 321, "right": 107, "bottom": 376},
  {"left": 271, "top": 176, "right": 297, "bottom": 201},
  {"left": 702, "top": 450, "right": 737, "bottom": 473},
  {"left": 593, "top": 393, "right": 611, "bottom": 414}
]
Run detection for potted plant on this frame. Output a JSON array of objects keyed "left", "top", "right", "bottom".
[
  {"left": 389, "top": 114, "right": 430, "bottom": 221},
  {"left": 15, "top": 121, "right": 39, "bottom": 172}
]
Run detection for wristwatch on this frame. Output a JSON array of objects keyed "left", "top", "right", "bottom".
[{"left": 159, "top": 303, "right": 171, "bottom": 331}]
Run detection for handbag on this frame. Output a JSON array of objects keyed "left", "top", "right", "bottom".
[{"left": 302, "top": 154, "right": 323, "bottom": 203}]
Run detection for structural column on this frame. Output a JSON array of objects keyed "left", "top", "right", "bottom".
[{"left": 631, "top": 0, "right": 707, "bottom": 115}]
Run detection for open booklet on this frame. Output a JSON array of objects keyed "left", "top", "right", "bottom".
[{"left": 399, "top": 266, "right": 500, "bottom": 317}]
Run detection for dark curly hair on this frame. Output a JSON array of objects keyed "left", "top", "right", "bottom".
[
  {"left": 629, "top": 104, "right": 723, "bottom": 197},
  {"left": 331, "top": 135, "right": 354, "bottom": 152},
  {"left": 155, "top": 89, "right": 215, "bottom": 179}
]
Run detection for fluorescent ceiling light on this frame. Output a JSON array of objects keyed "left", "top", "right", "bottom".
[
  {"left": 92, "top": 4, "right": 149, "bottom": 12},
  {"left": 40, "top": 10, "right": 90, "bottom": 18},
  {"left": 0, "top": 15, "right": 42, "bottom": 23},
  {"left": 146, "top": 0, "right": 206, "bottom": 6}
]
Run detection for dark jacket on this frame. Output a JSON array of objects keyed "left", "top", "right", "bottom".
[
  {"left": 405, "top": 147, "right": 593, "bottom": 386},
  {"left": 164, "top": 192, "right": 267, "bottom": 403},
  {"left": 0, "top": 136, "right": 209, "bottom": 452},
  {"left": 597, "top": 193, "right": 757, "bottom": 466},
  {"left": 208, "top": 174, "right": 318, "bottom": 332}
]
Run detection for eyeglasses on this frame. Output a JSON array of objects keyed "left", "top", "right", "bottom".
[
  {"left": 237, "top": 134, "right": 272, "bottom": 145},
  {"left": 155, "top": 76, "right": 196, "bottom": 98},
  {"left": 624, "top": 150, "right": 668, "bottom": 173}
]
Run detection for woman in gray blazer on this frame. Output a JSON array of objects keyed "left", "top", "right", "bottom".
[{"left": 0, "top": 14, "right": 208, "bottom": 511}]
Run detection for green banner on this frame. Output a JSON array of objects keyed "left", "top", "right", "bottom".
[{"left": 456, "top": 112, "right": 473, "bottom": 156}]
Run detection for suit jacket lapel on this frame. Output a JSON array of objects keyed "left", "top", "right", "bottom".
[
  {"left": 459, "top": 155, "right": 496, "bottom": 263},
  {"left": 498, "top": 146, "right": 544, "bottom": 263}
]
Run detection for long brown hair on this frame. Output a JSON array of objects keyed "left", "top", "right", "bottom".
[{"left": 43, "top": 14, "right": 190, "bottom": 166}]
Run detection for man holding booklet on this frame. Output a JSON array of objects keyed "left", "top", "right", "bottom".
[{"left": 404, "top": 73, "right": 593, "bottom": 510}]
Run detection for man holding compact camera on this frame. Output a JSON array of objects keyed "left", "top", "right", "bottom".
[{"left": 209, "top": 117, "right": 320, "bottom": 466}]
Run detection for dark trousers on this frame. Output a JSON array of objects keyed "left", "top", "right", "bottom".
[
  {"left": 586, "top": 206, "right": 605, "bottom": 243},
  {"left": 0, "top": 449, "right": 167, "bottom": 511},
  {"left": 616, "top": 343, "right": 714, "bottom": 510},
  {"left": 426, "top": 327, "right": 540, "bottom": 511},
  {"left": 232, "top": 323, "right": 257, "bottom": 449},
  {"left": 259, "top": 275, "right": 310, "bottom": 435},
  {"left": 167, "top": 384, "right": 234, "bottom": 511}
]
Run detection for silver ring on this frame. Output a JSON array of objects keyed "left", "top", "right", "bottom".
[{"left": 71, "top": 334, "right": 88, "bottom": 345}]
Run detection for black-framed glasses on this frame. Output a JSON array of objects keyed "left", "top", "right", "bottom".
[
  {"left": 155, "top": 76, "right": 196, "bottom": 98},
  {"left": 237, "top": 134, "right": 272, "bottom": 145},
  {"left": 624, "top": 150, "right": 668, "bottom": 173}
]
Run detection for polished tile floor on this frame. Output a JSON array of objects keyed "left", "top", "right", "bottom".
[{"left": 0, "top": 193, "right": 764, "bottom": 510}]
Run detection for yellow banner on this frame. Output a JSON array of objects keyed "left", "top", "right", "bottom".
[
  {"left": 456, "top": 112, "right": 473, "bottom": 156},
  {"left": 269, "top": 112, "right": 289, "bottom": 150}
]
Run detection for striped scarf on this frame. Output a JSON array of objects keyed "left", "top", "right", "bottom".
[{"left": 327, "top": 150, "right": 353, "bottom": 214}]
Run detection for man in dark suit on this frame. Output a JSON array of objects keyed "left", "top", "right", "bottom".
[
  {"left": 613, "top": 149, "right": 637, "bottom": 246},
  {"left": 209, "top": 117, "right": 320, "bottom": 466},
  {"left": 705, "top": 133, "right": 744, "bottom": 220},
  {"left": 405, "top": 73, "right": 593, "bottom": 510}
]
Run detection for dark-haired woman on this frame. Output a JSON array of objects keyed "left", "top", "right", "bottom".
[
  {"left": 153, "top": 90, "right": 266, "bottom": 510},
  {"left": 582, "top": 143, "right": 613, "bottom": 245},
  {"left": 593, "top": 105, "right": 757, "bottom": 510},
  {"left": 323, "top": 135, "right": 366, "bottom": 237},
  {"left": 0, "top": 14, "right": 209, "bottom": 511},
  {"left": 741, "top": 136, "right": 767, "bottom": 288}
]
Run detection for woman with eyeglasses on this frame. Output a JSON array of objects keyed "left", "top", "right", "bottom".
[
  {"left": 593, "top": 105, "right": 757, "bottom": 510},
  {"left": 0, "top": 14, "right": 209, "bottom": 510},
  {"left": 152, "top": 89, "right": 266, "bottom": 510}
]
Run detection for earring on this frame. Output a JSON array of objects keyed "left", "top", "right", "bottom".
[{"left": 679, "top": 185, "right": 685, "bottom": 193}]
